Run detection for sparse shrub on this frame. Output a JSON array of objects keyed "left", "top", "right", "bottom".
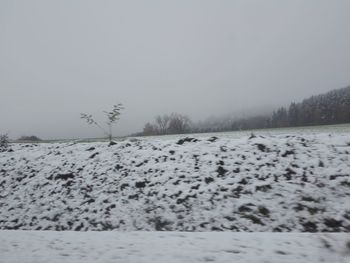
[
  {"left": 0, "top": 134, "right": 9, "bottom": 152},
  {"left": 81, "top": 104, "right": 124, "bottom": 142}
]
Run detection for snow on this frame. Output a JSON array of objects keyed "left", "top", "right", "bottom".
[
  {"left": 1, "top": 131, "right": 349, "bottom": 262},
  {"left": 1, "top": 132, "right": 349, "bottom": 231},
  {"left": 0, "top": 231, "right": 349, "bottom": 263}
]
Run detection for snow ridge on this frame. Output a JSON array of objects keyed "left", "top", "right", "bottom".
[{"left": 0, "top": 133, "right": 349, "bottom": 231}]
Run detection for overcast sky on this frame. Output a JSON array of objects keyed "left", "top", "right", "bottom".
[{"left": 1, "top": 0, "right": 350, "bottom": 139}]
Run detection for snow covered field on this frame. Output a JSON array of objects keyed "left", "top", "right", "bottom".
[
  {"left": 0, "top": 231, "right": 349, "bottom": 263},
  {"left": 1, "top": 131, "right": 349, "bottom": 231},
  {"left": 1, "top": 129, "right": 350, "bottom": 262}
]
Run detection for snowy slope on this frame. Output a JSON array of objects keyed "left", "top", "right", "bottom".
[
  {"left": 0, "top": 133, "right": 349, "bottom": 231},
  {"left": 0, "top": 231, "right": 349, "bottom": 263}
]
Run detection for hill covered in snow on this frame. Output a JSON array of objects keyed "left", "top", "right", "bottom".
[{"left": 0, "top": 133, "right": 349, "bottom": 231}]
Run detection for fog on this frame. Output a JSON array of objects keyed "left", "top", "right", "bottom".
[{"left": 1, "top": 0, "right": 350, "bottom": 139}]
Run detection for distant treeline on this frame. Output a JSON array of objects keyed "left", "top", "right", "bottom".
[
  {"left": 16, "top": 136, "right": 42, "bottom": 142},
  {"left": 137, "top": 86, "right": 350, "bottom": 136},
  {"left": 138, "top": 113, "right": 192, "bottom": 136}
]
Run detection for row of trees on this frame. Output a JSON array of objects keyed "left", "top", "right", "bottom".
[
  {"left": 270, "top": 86, "right": 350, "bottom": 128},
  {"left": 142, "top": 113, "right": 192, "bottom": 135},
  {"left": 139, "top": 86, "right": 350, "bottom": 135},
  {"left": 3, "top": 86, "right": 349, "bottom": 141},
  {"left": 16, "top": 135, "right": 42, "bottom": 142}
]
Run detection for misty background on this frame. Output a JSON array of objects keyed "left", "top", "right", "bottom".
[{"left": 1, "top": 0, "right": 350, "bottom": 139}]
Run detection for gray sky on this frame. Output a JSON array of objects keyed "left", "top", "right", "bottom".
[{"left": 1, "top": 0, "right": 350, "bottom": 139}]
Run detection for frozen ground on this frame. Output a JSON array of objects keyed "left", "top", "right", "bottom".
[
  {"left": 0, "top": 231, "right": 349, "bottom": 263},
  {"left": 0, "top": 132, "right": 349, "bottom": 231}
]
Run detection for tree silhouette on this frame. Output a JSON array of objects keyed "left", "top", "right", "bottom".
[{"left": 81, "top": 103, "right": 124, "bottom": 142}]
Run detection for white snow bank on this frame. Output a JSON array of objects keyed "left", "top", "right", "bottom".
[
  {"left": 0, "top": 231, "right": 349, "bottom": 263},
  {"left": 0, "top": 133, "right": 349, "bottom": 231}
]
